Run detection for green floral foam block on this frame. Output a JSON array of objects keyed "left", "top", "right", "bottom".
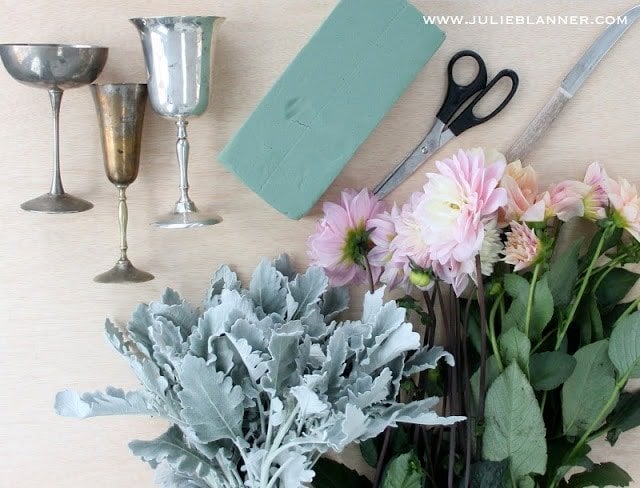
[{"left": 219, "top": 0, "right": 445, "bottom": 219}]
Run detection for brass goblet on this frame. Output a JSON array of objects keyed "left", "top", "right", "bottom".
[{"left": 91, "top": 83, "right": 153, "bottom": 283}]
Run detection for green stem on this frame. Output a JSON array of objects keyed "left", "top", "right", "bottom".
[
  {"left": 489, "top": 292, "right": 505, "bottom": 371},
  {"left": 555, "top": 231, "right": 608, "bottom": 350},
  {"left": 618, "top": 295, "right": 640, "bottom": 322},
  {"left": 550, "top": 372, "right": 630, "bottom": 488},
  {"left": 363, "top": 254, "right": 375, "bottom": 294},
  {"left": 524, "top": 263, "right": 542, "bottom": 338}
]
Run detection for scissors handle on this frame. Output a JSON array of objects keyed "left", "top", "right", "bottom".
[
  {"left": 448, "top": 69, "right": 519, "bottom": 136},
  {"left": 436, "top": 50, "right": 488, "bottom": 124}
]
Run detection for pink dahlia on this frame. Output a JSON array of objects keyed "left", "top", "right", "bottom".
[
  {"left": 308, "top": 188, "right": 386, "bottom": 286},
  {"left": 606, "top": 177, "right": 640, "bottom": 241},
  {"left": 499, "top": 160, "right": 539, "bottom": 225},
  {"left": 369, "top": 205, "right": 412, "bottom": 291},
  {"left": 550, "top": 179, "right": 590, "bottom": 222},
  {"left": 504, "top": 221, "right": 541, "bottom": 271},
  {"left": 583, "top": 162, "right": 609, "bottom": 221},
  {"left": 393, "top": 192, "right": 432, "bottom": 269},
  {"left": 412, "top": 148, "right": 507, "bottom": 294}
]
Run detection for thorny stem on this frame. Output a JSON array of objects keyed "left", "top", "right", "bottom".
[
  {"left": 475, "top": 255, "right": 488, "bottom": 459},
  {"left": 555, "top": 230, "right": 608, "bottom": 349},
  {"left": 524, "top": 263, "right": 542, "bottom": 338}
]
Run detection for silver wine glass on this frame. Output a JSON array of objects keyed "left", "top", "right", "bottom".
[
  {"left": 0, "top": 44, "right": 108, "bottom": 212},
  {"left": 130, "top": 16, "right": 225, "bottom": 228}
]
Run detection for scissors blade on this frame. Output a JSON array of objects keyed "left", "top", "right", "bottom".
[{"left": 374, "top": 122, "right": 451, "bottom": 199}]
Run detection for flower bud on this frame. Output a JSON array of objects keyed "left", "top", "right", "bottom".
[{"left": 409, "top": 269, "right": 432, "bottom": 289}]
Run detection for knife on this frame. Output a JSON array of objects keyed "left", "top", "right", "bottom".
[{"left": 506, "top": 4, "right": 640, "bottom": 162}]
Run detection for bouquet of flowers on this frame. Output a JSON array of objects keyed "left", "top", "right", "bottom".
[{"left": 308, "top": 148, "right": 640, "bottom": 487}]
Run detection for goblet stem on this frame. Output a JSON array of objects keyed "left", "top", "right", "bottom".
[
  {"left": 117, "top": 185, "right": 129, "bottom": 262},
  {"left": 48, "top": 88, "right": 65, "bottom": 196},
  {"left": 175, "top": 118, "right": 197, "bottom": 213}
]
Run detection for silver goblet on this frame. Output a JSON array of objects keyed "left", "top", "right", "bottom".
[
  {"left": 91, "top": 83, "right": 153, "bottom": 283},
  {"left": 0, "top": 44, "right": 108, "bottom": 213},
  {"left": 130, "top": 16, "right": 225, "bottom": 228}
]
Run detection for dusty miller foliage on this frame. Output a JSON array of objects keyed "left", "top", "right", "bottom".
[{"left": 55, "top": 255, "right": 461, "bottom": 488}]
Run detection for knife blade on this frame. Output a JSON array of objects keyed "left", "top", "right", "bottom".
[{"left": 506, "top": 4, "right": 640, "bottom": 162}]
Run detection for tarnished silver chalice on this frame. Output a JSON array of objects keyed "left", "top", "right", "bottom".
[
  {"left": 0, "top": 44, "right": 108, "bottom": 212},
  {"left": 130, "top": 16, "right": 225, "bottom": 228},
  {"left": 91, "top": 83, "right": 153, "bottom": 283}
]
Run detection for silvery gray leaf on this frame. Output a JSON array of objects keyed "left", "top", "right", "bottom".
[
  {"left": 230, "top": 318, "right": 267, "bottom": 353},
  {"left": 150, "top": 295, "right": 200, "bottom": 339},
  {"left": 326, "top": 404, "right": 370, "bottom": 451},
  {"left": 300, "top": 306, "right": 330, "bottom": 339},
  {"left": 55, "top": 387, "right": 156, "bottom": 418},
  {"left": 223, "top": 334, "right": 268, "bottom": 383},
  {"left": 249, "top": 258, "right": 287, "bottom": 317},
  {"left": 189, "top": 289, "right": 256, "bottom": 357},
  {"left": 129, "top": 426, "right": 215, "bottom": 477},
  {"left": 105, "top": 318, "right": 131, "bottom": 357},
  {"left": 205, "top": 264, "right": 241, "bottom": 308},
  {"left": 346, "top": 368, "right": 393, "bottom": 409},
  {"left": 320, "top": 286, "right": 350, "bottom": 321},
  {"left": 321, "top": 328, "right": 348, "bottom": 398},
  {"left": 366, "top": 300, "right": 407, "bottom": 345},
  {"left": 206, "top": 336, "right": 234, "bottom": 374},
  {"left": 360, "top": 322, "right": 420, "bottom": 374},
  {"left": 127, "top": 304, "right": 157, "bottom": 359},
  {"left": 162, "top": 288, "right": 183, "bottom": 306},
  {"left": 362, "top": 287, "right": 385, "bottom": 325},
  {"left": 177, "top": 355, "right": 245, "bottom": 443},
  {"left": 273, "top": 450, "right": 315, "bottom": 488},
  {"left": 403, "top": 345, "right": 454, "bottom": 376},
  {"left": 286, "top": 266, "right": 328, "bottom": 319},
  {"left": 274, "top": 253, "right": 296, "bottom": 280},
  {"left": 153, "top": 462, "right": 212, "bottom": 488},
  {"left": 262, "top": 329, "right": 302, "bottom": 393},
  {"left": 290, "top": 385, "right": 329, "bottom": 417}
]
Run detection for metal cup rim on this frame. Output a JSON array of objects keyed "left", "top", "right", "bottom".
[
  {"left": 91, "top": 82, "right": 147, "bottom": 87},
  {"left": 0, "top": 43, "right": 108, "bottom": 50},
  {"left": 129, "top": 15, "right": 226, "bottom": 23}
]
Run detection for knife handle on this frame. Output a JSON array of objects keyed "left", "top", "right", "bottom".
[{"left": 505, "top": 87, "right": 571, "bottom": 163}]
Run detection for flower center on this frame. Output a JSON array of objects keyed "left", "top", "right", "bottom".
[{"left": 342, "top": 220, "right": 373, "bottom": 266}]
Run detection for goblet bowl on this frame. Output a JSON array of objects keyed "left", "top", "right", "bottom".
[{"left": 0, "top": 43, "right": 108, "bottom": 90}]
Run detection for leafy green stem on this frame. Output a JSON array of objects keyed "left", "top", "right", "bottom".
[
  {"left": 555, "top": 230, "right": 608, "bottom": 350},
  {"left": 525, "top": 263, "right": 542, "bottom": 338},
  {"left": 619, "top": 295, "right": 640, "bottom": 323},
  {"left": 489, "top": 291, "right": 505, "bottom": 371},
  {"left": 551, "top": 372, "right": 631, "bottom": 488}
]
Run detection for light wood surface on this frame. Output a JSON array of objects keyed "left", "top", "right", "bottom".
[{"left": 1, "top": 1, "right": 640, "bottom": 486}]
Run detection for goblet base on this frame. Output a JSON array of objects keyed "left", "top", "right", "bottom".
[
  {"left": 153, "top": 211, "right": 222, "bottom": 229},
  {"left": 94, "top": 259, "right": 154, "bottom": 283},
  {"left": 20, "top": 192, "right": 94, "bottom": 213}
]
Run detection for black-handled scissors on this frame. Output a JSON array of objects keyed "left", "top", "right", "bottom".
[{"left": 374, "top": 50, "right": 519, "bottom": 198}]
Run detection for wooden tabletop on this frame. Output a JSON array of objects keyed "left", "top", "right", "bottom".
[{"left": 1, "top": 0, "right": 639, "bottom": 485}]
